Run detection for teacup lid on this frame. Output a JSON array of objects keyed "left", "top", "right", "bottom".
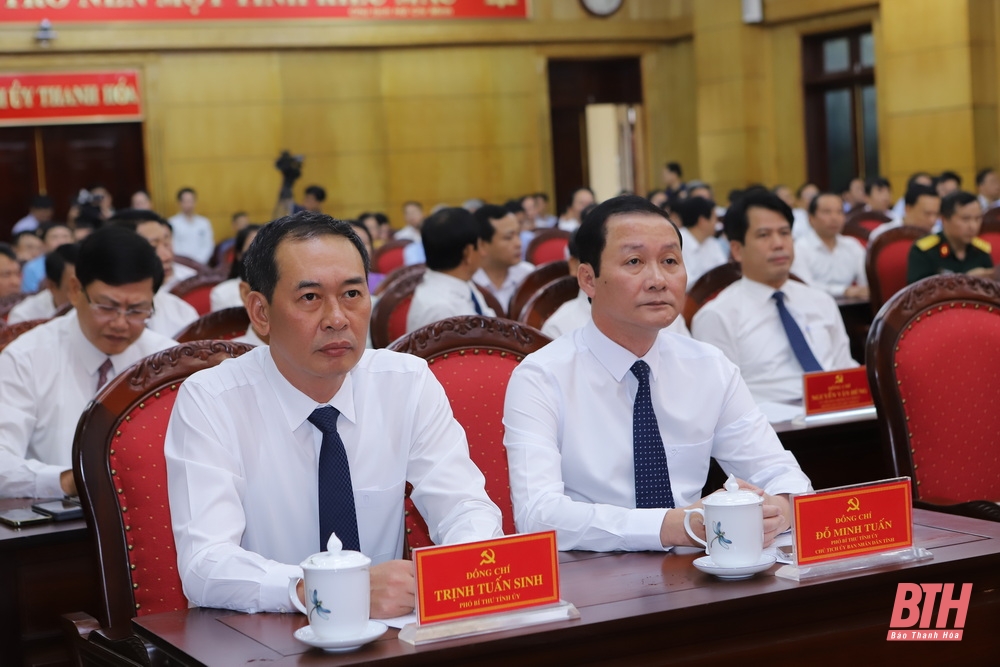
[
  {"left": 702, "top": 474, "right": 764, "bottom": 507},
  {"left": 302, "top": 533, "right": 371, "bottom": 570}
]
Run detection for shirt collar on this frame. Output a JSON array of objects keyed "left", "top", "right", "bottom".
[
  {"left": 740, "top": 276, "right": 789, "bottom": 303},
  {"left": 67, "top": 311, "right": 110, "bottom": 376},
  {"left": 424, "top": 270, "right": 473, "bottom": 295},
  {"left": 581, "top": 319, "right": 662, "bottom": 384},
  {"left": 263, "top": 348, "right": 358, "bottom": 433}
]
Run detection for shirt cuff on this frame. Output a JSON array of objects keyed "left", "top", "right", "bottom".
[
  {"left": 35, "top": 467, "right": 67, "bottom": 499},
  {"left": 261, "top": 562, "right": 305, "bottom": 614},
  {"left": 624, "top": 508, "right": 672, "bottom": 552}
]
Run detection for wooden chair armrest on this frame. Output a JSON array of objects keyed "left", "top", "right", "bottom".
[
  {"left": 914, "top": 499, "right": 1000, "bottom": 523},
  {"left": 60, "top": 611, "right": 162, "bottom": 667}
]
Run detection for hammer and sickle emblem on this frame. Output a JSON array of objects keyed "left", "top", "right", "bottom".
[
  {"left": 835, "top": 374, "right": 844, "bottom": 384},
  {"left": 846, "top": 497, "right": 860, "bottom": 512},
  {"left": 479, "top": 549, "right": 496, "bottom": 565}
]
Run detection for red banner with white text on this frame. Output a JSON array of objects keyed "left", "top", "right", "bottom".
[
  {"left": 0, "top": 0, "right": 528, "bottom": 23},
  {"left": 0, "top": 71, "right": 142, "bottom": 126}
]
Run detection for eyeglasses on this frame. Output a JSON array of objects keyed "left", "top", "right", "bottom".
[{"left": 83, "top": 289, "right": 155, "bottom": 324}]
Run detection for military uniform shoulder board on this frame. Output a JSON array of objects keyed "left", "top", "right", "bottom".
[
  {"left": 972, "top": 236, "right": 992, "bottom": 253},
  {"left": 915, "top": 235, "right": 941, "bottom": 251}
]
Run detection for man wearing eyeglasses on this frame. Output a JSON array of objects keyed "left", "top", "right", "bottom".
[{"left": 0, "top": 227, "right": 177, "bottom": 499}]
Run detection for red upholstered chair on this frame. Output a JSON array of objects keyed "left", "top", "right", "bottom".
[
  {"left": 389, "top": 316, "right": 551, "bottom": 554},
  {"left": 842, "top": 221, "right": 870, "bottom": 247},
  {"left": 845, "top": 208, "right": 891, "bottom": 233},
  {"left": 0, "top": 291, "right": 29, "bottom": 321},
  {"left": 174, "top": 306, "right": 251, "bottom": 343},
  {"left": 63, "top": 340, "right": 254, "bottom": 665},
  {"left": 169, "top": 273, "right": 223, "bottom": 316},
  {"left": 371, "top": 239, "right": 412, "bottom": 276},
  {"left": 519, "top": 275, "right": 579, "bottom": 330},
  {"left": 507, "top": 260, "right": 569, "bottom": 322},
  {"left": 0, "top": 317, "right": 48, "bottom": 353},
  {"left": 371, "top": 265, "right": 427, "bottom": 349},
  {"left": 977, "top": 217, "right": 1000, "bottom": 265},
  {"left": 525, "top": 229, "right": 571, "bottom": 265},
  {"left": 865, "top": 226, "right": 926, "bottom": 313},
  {"left": 682, "top": 262, "right": 742, "bottom": 329},
  {"left": 866, "top": 275, "right": 1000, "bottom": 522}
]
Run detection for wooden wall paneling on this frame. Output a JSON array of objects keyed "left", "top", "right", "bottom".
[
  {"left": 879, "top": 0, "right": 979, "bottom": 189},
  {"left": 157, "top": 53, "right": 283, "bottom": 235},
  {"left": 0, "top": 127, "right": 38, "bottom": 237},
  {"left": 642, "top": 40, "right": 699, "bottom": 191}
]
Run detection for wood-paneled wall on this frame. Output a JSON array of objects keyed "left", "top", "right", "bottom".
[
  {"left": 7, "top": 0, "right": 1000, "bottom": 235},
  {"left": 0, "top": 1, "right": 693, "bottom": 235}
]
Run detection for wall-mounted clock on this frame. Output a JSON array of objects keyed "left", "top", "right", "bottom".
[{"left": 580, "top": 0, "right": 624, "bottom": 18}]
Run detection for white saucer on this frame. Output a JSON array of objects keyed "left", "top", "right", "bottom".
[
  {"left": 693, "top": 554, "right": 777, "bottom": 580},
  {"left": 294, "top": 621, "right": 388, "bottom": 652}
]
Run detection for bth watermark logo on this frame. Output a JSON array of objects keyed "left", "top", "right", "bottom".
[{"left": 887, "top": 583, "right": 971, "bottom": 641}]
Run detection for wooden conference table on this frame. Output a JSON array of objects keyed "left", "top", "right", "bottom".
[
  {"left": 0, "top": 498, "right": 99, "bottom": 667},
  {"left": 134, "top": 509, "right": 1000, "bottom": 666}
]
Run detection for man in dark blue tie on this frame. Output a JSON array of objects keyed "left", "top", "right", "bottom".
[
  {"left": 165, "top": 212, "right": 503, "bottom": 617},
  {"left": 691, "top": 188, "right": 858, "bottom": 405},
  {"left": 406, "top": 207, "right": 496, "bottom": 333},
  {"left": 503, "top": 195, "right": 810, "bottom": 552}
]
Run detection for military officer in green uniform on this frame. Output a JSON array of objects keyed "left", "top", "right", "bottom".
[{"left": 907, "top": 190, "right": 994, "bottom": 284}]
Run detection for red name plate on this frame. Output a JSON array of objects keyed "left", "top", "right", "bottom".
[
  {"left": 0, "top": 72, "right": 141, "bottom": 127},
  {"left": 803, "top": 366, "right": 873, "bottom": 416},
  {"left": 0, "top": 0, "right": 529, "bottom": 23},
  {"left": 793, "top": 480, "right": 913, "bottom": 565},
  {"left": 414, "top": 532, "right": 560, "bottom": 625}
]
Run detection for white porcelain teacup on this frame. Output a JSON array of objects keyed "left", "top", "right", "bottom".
[
  {"left": 288, "top": 533, "right": 371, "bottom": 640},
  {"left": 683, "top": 475, "right": 764, "bottom": 568}
]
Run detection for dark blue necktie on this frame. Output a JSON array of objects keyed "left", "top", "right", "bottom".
[
  {"left": 631, "top": 361, "right": 674, "bottom": 509},
  {"left": 469, "top": 287, "right": 483, "bottom": 315},
  {"left": 772, "top": 291, "right": 823, "bottom": 373},
  {"left": 308, "top": 406, "right": 360, "bottom": 552}
]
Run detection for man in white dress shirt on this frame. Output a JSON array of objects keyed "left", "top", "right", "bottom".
[
  {"left": 7, "top": 244, "right": 78, "bottom": 324},
  {"left": 472, "top": 204, "right": 534, "bottom": 314},
  {"left": 692, "top": 189, "right": 857, "bottom": 405},
  {"left": 167, "top": 188, "right": 215, "bottom": 264},
  {"left": 557, "top": 187, "right": 595, "bottom": 233},
  {"left": 113, "top": 212, "right": 199, "bottom": 338},
  {"left": 0, "top": 227, "right": 177, "bottom": 498},
  {"left": 393, "top": 201, "right": 424, "bottom": 243},
  {"left": 504, "top": 195, "right": 810, "bottom": 552},
  {"left": 791, "top": 192, "right": 869, "bottom": 299},
  {"left": 165, "top": 211, "right": 502, "bottom": 616},
  {"left": 675, "top": 196, "right": 728, "bottom": 285},
  {"left": 868, "top": 184, "right": 940, "bottom": 243},
  {"left": 406, "top": 207, "right": 495, "bottom": 334}
]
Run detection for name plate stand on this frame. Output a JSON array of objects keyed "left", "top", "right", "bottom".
[
  {"left": 799, "top": 367, "right": 877, "bottom": 425},
  {"left": 398, "top": 532, "right": 579, "bottom": 645},
  {"left": 776, "top": 478, "right": 932, "bottom": 582}
]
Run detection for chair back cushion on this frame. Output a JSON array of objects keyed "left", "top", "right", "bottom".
[
  {"left": 388, "top": 295, "right": 413, "bottom": 344},
  {"left": 371, "top": 240, "right": 412, "bottom": 275},
  {"left": 390, "top": 317, "right": 551, "bottom": 550},
  {"left": 74, "top": 341, "right": 254, "bottom": 630},
  {"left": 865, "top": 226, "right": 925, "bottom": 311},
  {"left": 169, "top": 274, "right": 224, "bottom": 316},
  {"left": 525, "top": 230, "right": 570, "bottom": 266},
  {"left": 977, "top": 219, "right": 1000, "bottom": 264},
  {"left": 867, "top": 275, "right": 1000, "bottom": 504}
]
